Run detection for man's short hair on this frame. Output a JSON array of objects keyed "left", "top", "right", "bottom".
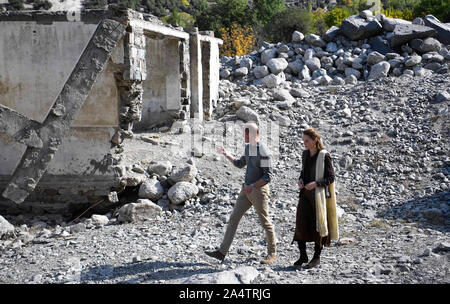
[{"left": 244, "top": 121, "right": 259, "bottom": 135}]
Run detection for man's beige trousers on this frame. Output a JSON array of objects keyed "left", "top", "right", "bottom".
[{"left": 219, "top": 184, "right": 276, "bottom": 256}]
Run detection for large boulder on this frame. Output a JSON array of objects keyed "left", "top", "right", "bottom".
[
  {"left": 0, "top": 215, "right": 14, "bottom": 239},
  {"left": 148, "top": 161, "right": 172, "bottom": 176},
  {"left": 420, "top": 37, "right": 442, "bottom": 53},
  {"left": 341, "top": 15, "right": 383, "bottom": 40},
  {"left": 261, "top": 48, "right": 277, "bottom": 65},
  {"left": 423, "top": 15, "right": 450, "bottom": 45},
  {"left": 323, "top": 26, "right": 340, "bottom": 42},
  {"left": 368, "top": 36, "right": 394, "bottom": 55},
  {"left": 253, "top": 65, "right": 269, "bottom": 79},
  {"left": 138, "top": 178, "right": 164, "bottom": 201},
  {"left": 305, "top": 57, "right": 321, "bottom": 72},
  {"left": 266, "top": 58, "right": 288, "bottom": 75},
  {"left": 292, "top": 31, "right": 304, "bottom": 42},
  {"left": 240, "top": 57, "right": 253, "bottom": 70},
  {"left": 405, "top": 54, "right": 422, "bottom": 67},
  {"left": 382, "top": 17, "right": 412, "bottom": 32},
  {"left": 169, "top": 164, "right": 198, "bottom": 184},
  {"left": 233, "top": 67, "right": 248, "bottom": 77},
  {"left": 288, "top": 60, "right": 304, "bottom": 75},
  {"left": 236, "top": 106, "right": 259, "bottom": 122},
  {"left": 367, "top": 51, "right": 385, "bottom": 65},
  {"left": 262, "top": 73, "right": 285, "bottom": 88},
  {"left": 305, "top": 34, "right": 326, "bottom": 48},
  {"left": 389, "top": 23, "right": 437, "bottom": 47},
  {"left": 368, "top": 61, "right": 390, "bottom": 80},
  {"left": 118, "top": 199, "right": 162, "bottom": 223},
  {"left": 168, "top": 182, "right": 199, "bottom": 205}
]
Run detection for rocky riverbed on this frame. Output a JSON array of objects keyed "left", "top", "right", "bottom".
[{"left": 0, "top": 66, "right": 449, "bottom": 283}]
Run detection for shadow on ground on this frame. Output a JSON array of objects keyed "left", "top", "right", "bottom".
[
  {"left": 80, "top": 260, "right": 223, "bottom": 283},
  {"left": 377, "top": 189, "right": 450, "bottom": 233}
]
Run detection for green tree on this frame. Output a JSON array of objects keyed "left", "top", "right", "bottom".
[
  {"left": 413, "top": 0, "right": 450, "bottom": 22},
  {"left": 262, "top": 7, "right": 315, "bottom": 43},
  {"left": 252, "top": 0, "right": 286, "bottom": 25},
  {"left": 195, "top": 0, "right": 256, "bottom": 35},
  {"left": 8, "top": 0, "right": 25, "bottom": 10},
  {"left": 161, "top": 9, "right": 195, "bottom": 27}
]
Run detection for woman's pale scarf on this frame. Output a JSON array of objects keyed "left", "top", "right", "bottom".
[{"left": 315, "top": 149, "right": 339, "bottom": 240}]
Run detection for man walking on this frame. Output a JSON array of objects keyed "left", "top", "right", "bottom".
[{"left": 205, "top": 121, "right": 277, "bottom": 264}]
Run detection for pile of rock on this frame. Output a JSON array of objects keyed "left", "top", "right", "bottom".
[
  {"left": 220, "top": 12, "right": 450, "bottom": 87},
  {"left": 117, "top": 159, "right": 213, "bottom": 223}
]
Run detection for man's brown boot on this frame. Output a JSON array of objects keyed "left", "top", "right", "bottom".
[
  {"left": 205, "top": 250, "right": 225, "bottom": 262},
  {"left": 261, "top": 254, "right": 277, "bottom": 264}
]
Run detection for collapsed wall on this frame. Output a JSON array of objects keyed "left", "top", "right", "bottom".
[{"left": 0, "top": 7, "right": 222, "bottom": 215}]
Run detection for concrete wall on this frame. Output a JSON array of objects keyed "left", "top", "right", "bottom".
[
  {"left": 134, "top": 37, "right": 181, "bottom": 130},
  {"left": 0, "top": 21, "right": 122, "bottom": 200}
]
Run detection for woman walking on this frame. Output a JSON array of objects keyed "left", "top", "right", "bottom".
[{"left": 293, "top": 128, "right": 337, "bottom": 269}]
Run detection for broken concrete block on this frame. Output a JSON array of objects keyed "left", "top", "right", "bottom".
[{"left": 118, "top": 199, "right": 162, "bottom": 223}]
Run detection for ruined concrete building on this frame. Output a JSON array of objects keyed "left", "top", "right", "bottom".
[{"left": 0, "top": 7, "right": 222, "bottom": 214}]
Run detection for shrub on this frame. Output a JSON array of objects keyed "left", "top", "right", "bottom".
[
  {"left": 161, "top": 10, "right": 195, "bottom": 27},
  {"left": 252, "top": 0, "right": 286, "bottom": 25},
  {"left": 219, "top": 23, "right": 256, "bottom": 57},
  {"left": 381, "top": 7, "right": 414, "bottom": 20},
  {"left": 413, "top": 0, "right": 450, "bottom": 22},
  {"left": 33, "top": 0, "right": 53, "bottom": 10},
  {"left": 261, "top": 7, "right": 315, "bottom": 43},
  {"left": 324, "top": 6, "right": 354, "bottom": 27},
  {"left": 195, "top": 0, "right": 256, "bottom": 35}
]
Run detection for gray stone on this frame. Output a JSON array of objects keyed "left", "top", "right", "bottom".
[
  {"left": 423, "top": 62, "right": 441, "bottom": 71},
  {"left": 262, "top": 73, "right": 285, "bottom": 88},
  {"left": 433, "top": 91, "right": 450, "bottom": 103},
  {"left": 382, "top": 17, "right": 412, "bottom": 32},
  {"left": 91, "top": 214, "right": 109, "bottom": 226},
  {"left": 253, "top": 65, "right": 269, "bottom": 79},
  {"left": 261, "top": 48, "right": 277, "bottom": 65},
  {"left": 169, "top": 164, "right": 198, "bottom": 184},
  {"left": 272, "top": 89, "right": 295, "bottom": 101},
  {"left": 405, "top": 55, "right": 422, "bottom": 67},
  {"left": 118, "top": 199, "right": 162, "bottom": 223},
  {"left": 423, "top": 15, "right": 450, "bottom": 45},
  {"left": 367, "top": 51, "right": 385, "bottom": 65},
  {"left": 292, "top": 31, "right": 304, "bottom": 42},
  {"left": 341, "top": 15, "right": 383, "bottom": 40},
  {"left": 139, "top": 179, "right": 164, "bottom": 201},
  {"left": 240, "top": 57, "right": 253, "bottom": 70},
  {"left": 345, "top": 74, "right": 358, "bottom": 84},
  {"left": 168, "top": 182, "right": 199, "bottom": 205},
  {"left": 305, "top": 34, "right": 326, "bottom": 48},
  {"left": 234, "top": 67, "right": 248, "bottom": 77},
  {"left": 70, "top": 223, "right": 86, "bottom": 234},
  {"left": 345, "top": 67, "right": 361, "bottom": 79},
  {"left": 220, "top": 69, "right": 231, "bottom": 79},
  {"left": 326, "top": 42, "right": 338, "bottom": 53},
  {"left": 148, "top": 161, "right": 173, "bottom": 176},
  {"left": 266, "top": 58, "right": 288, "bottom": 75},
  {"left": 287, "top": 60, "right": 304, "bottom": 75},
  {"left": 389, "top": 23, "right": 437, "bottom": 48},
  {"left": 298, "top": 65, "right": 311, "bottom": 80},
  {"left": 421, "top": 37, "right": 442, "bottom": 53},
  {"left": 368, "top": 61, "right": 390, "bottom": 80},
  {"left": 0, "top": 216, "right": 14, "bottom": 239},
  {"left": 413, "top": 17, "right": 424, "bottom": 26},
  {"left": 174, "top": 266, "right": 259, "bottom": 284},
  {"left": 323, "top": 26, "right": 340, "bottom": 42},
  {"left": 289, "top": 88, "right": 310, "bottom": 98},
  {"left": 435, "top": 242, "right": 450, "bottom": 252},
  {"left": 305, "top": 57, "right": 321, "bottom": 72}
]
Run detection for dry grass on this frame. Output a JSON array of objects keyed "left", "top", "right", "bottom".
[{"left": 369, "top": 219, "right": 391, "bottom": 230}]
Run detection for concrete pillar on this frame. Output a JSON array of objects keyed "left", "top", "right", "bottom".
[{"left": 188, "top": 28, "right": 203, "bottom": 120}]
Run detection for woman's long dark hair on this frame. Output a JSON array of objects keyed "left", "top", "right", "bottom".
[{"left": 303, "top": 128, "right": 324, "bottom": 151}]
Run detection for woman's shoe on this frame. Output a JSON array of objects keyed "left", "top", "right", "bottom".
[
  {"left": 304, "top": 256, "right": 320, "bottom": 269},
  {"left": 293, "top": 255, "right": 308, "bottom": 267}
]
